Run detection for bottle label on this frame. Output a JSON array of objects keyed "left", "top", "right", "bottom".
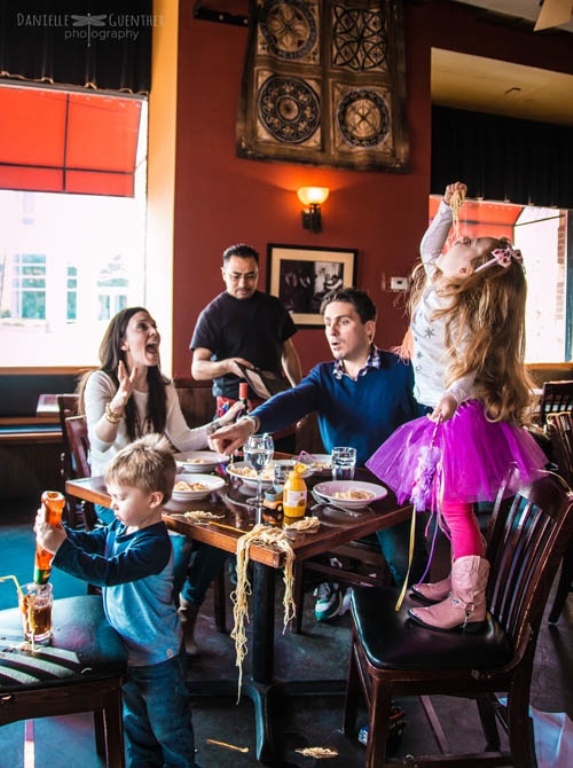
[
  {"left": 33, "top": 566, "right": 51, "bottom": 585},
  {"left": 284, "top": 489, "right": 307, "bottom": 516}
]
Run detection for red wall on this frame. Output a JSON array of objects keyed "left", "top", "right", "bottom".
[{"left": 171, "top": 0, "right": 573, "bottom": 378}]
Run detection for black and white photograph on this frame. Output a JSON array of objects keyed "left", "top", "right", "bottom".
[{"left": 267, "top": 244, "right": 357, "bottom": 326}]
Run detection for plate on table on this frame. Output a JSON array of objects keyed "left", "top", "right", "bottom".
[
  {"left": 171, "top": 474, "right": 226, "bottom": 502},
  {"left": 313, "top": 480, "right": 387, "bottom": 510},
  {"left": 226, "top": 461, "right": 276, "bottom": 488},
  {"left": 175, "top": 451, "right": 228, "bottom": 474},
  {"left": 297, "top": 453, "right": 332, "bottom": 475}
]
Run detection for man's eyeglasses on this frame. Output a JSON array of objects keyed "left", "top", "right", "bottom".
[{"left": 225, "top": 271, "right": 259, "bottom": 283}]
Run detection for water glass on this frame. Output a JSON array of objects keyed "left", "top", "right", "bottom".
[
  {"left": 331, "top": 446, "right": 357, "bottom": 481},
  {"left": 19, "top": 582, "right": 53, "bottom": 644},
  {"left": 273, "top": 459, "right": 296, "bottom": 486}
]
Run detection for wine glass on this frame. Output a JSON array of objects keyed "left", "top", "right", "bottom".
[{"left": 243, "top": 433, "right": 274, "bottom": 510}]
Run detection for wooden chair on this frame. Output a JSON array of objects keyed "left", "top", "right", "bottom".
[
  {"left": 538, "top": 380, "right": 573, "bottom": 428},
  {"left": 0, "top": 595, "right": 127, "bottom": 767},
  {"left": 57, "top": 394, "right": 80, "bottom": 525},
  {"left": 290, "top": 538, "right": 392, "bottom": 633},
  {"left": 546, "top": 411, "right": 573, "bottom": 622},
  {"left": 343, "top": 472, "right": 573, "bottom": 768},
  {"left": 64, "top": 414, "right": 98, "bottom": 531}
]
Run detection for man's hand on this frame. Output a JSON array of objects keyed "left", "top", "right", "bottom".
[
  {"left": 226, "top": 357, "right": 255, "bottom": 378},
  {"left": 428, "top": 392, "right": 458, "bottom": 423},
  {"left": 34, "top": 506, "right": 67, "bottom": 555},
  {"left": 208, "top": 417, "right": 256, "bottom": 455}
]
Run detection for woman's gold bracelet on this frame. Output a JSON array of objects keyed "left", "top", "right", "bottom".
[{"left": 105, "top": 402, "right": 125, "bottom": 424}]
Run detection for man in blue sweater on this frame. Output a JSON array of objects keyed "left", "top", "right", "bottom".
[{"left": 210, "top": 287, "right": 427, "bottom": 620}]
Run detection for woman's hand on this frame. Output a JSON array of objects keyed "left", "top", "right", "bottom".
[
  {"left": 110, "top": 360, "right": 137, "bottom": 412},
  {"left": 218, "top": 401, "right": 245, "bottom": 427},
  {"left": 34, "top": 506, "right": 67, "bottom": 555},
  {"left": 443, "top": 181, "right": 467, "bottom": 206},
  {"left": 429, "top": 392, "right": 458, "bottom": 423}
]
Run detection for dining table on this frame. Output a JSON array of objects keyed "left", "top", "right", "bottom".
[{"left": 66, "top": 459, "right": 412, "bottom": 763}]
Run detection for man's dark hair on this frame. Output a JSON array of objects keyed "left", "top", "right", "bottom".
[
  {"left": 320, "top": 287, "right": 377, "bottom": 323},
  {"left": 222, "top": 243, "right": 259, "bottom": 265}
]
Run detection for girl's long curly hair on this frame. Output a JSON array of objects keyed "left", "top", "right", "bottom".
[
  {"left": 78, "top": 306, "right": 168, "bottom": 440},
  {"left": 408, "top": 238, "right": 535, "bottom": 425}
]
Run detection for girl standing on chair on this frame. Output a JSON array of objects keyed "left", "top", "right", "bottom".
[{"left": 367, "top": 181, "right": 547, "bottom": 632}]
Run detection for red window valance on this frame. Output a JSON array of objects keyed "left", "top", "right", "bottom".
[{"left": 0, "top": 84, "right": 143, "bottom": 197}]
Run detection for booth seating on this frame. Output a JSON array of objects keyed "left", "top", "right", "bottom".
[
  {"left": 0, "top": 595, "right": 127, "bottom": 767},
  {"left": 538, "top": 380, "right": 573, "bottom": 428},
  {"left": 343, "top": 473, "right": 573, "bottom": 768}
]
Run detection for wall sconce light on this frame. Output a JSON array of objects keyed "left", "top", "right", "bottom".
[{"left": 297, "top": 187, "right": 330, "bottom": 233}]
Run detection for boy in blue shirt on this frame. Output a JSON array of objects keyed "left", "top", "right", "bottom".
[{"left": 35, "top": 434, "right": 199, "bottom": 768}]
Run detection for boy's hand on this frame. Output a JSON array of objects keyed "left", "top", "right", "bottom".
[
  {"left": 34, "top": 506, "right": 67, "bottom": 554},
  {"left": 443, "top": 182, "right": 467, "bottom": 206}
]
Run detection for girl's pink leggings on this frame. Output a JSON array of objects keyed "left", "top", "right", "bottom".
[{"left": 441, "top": 500, "right": 484, "bottom": 560}]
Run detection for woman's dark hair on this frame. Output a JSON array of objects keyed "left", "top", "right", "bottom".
[{"left": 78, "top": 306, "right": 168, "bottom": 440}]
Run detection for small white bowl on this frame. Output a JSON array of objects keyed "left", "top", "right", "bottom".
[
  {"left": 171, "top": 473, "right": 226, "bottom": 502},
  {"left": 175, "top": 451, "right": 228, "bottom": 474},
  {"left": 313, "top": 480, "right": 387, "bottom": 510},
  {"left": 297, "top": 453, "right": 332, "bottom": 475}
]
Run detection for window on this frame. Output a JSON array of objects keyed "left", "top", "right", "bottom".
[{"left": 0, "top": 90, "right": 148, "bottom": 367}]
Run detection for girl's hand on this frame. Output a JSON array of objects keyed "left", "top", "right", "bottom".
[
  {"left": 429, "top": 393, "right": 458, "bottom": 423},
  {"left": 443, "top": 182, "right": 467, "bottom": 206},
  {"left": 34, "top": 506, "right": 67, "bottom": 555}
]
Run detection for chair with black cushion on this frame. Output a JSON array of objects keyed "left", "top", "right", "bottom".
[
  {"left": 343, "top": 473, "right": 573, "bottom": 768},
  {"left": 0, "top": 594, "right": 127, "bottom": 767},
  {"left": 539, "top": 380, "right": 573, "bottom": 428},
  {"left": 546, "top": 411, "right": 573, "bottom": 622}
]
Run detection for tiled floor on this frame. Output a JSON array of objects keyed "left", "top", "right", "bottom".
[{"left": 1, "top": 502, "right": 572, "bottom": 766}]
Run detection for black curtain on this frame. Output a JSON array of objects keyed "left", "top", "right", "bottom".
[
  {"left": 0, "top": 0, "right": 152, "bottom": 93},
  {"left": 432, "top": 106, "right": 573, "bottom": 209}
]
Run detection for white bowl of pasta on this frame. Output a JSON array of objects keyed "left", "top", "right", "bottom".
[
  {"left": 171, "top": 474, "right": 226, "bottom": 502},
  {"left": 313, "top": 480, "right": 387, "bottom": 510},
  {"left": 226, "top": 461, "right": 275, "bottom": 488}
]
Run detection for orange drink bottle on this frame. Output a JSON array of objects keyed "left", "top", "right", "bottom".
[
  {"left": 34, "top": 490, "right": 66, "bottom": 584},
  {"left": 283, "top": 466, "right": 307, "bottom": 519}
]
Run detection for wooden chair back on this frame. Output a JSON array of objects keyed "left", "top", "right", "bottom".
[
  {"left": 57, "top": 393, "right": 79, "bottom": 485},
  {"left": 65, "top": 415, "right": 91, "bottom": 479},
  {"left": 64, "top": 414, "right": 97, "bottom": 531},
  {"left": 344, "top": 472, "right": 573, "bottom": 767},
  {"left": 545, "top": 412, "right": 573, "bottom": 622},
  {"left": 539, "top": 380, "right": 573, "bottom": 427}
]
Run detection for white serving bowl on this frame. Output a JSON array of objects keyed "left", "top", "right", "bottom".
[
  {"left": 313, "top": 480, "right": 387, "bottom": 510},
  {"left": 226, "top": 461, "right": 276, "bottom": 489},
  {"left": 171, "top": 473, "right": 226, "bottom": 502},
  {"left": 175, "top": 451, "right": 228, "bottom": 474}
]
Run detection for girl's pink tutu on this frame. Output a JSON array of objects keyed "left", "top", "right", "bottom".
[{"left": 366, "top": 400, "right": 548, "bottom": 509}]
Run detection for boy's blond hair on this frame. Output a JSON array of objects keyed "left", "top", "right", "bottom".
[{"left": 104, "top": 434, "right": 176, "bottom": 503}]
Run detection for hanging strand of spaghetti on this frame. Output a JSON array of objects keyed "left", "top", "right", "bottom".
[
  {"left": 231, "top": 524, "right": 299, "bottom": 701},
  {"left": 450, "top": 187, "right": 466, "bottom": 239}
]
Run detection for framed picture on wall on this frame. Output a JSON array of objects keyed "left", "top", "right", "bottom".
[{"left": 267, "top": 244, "right": 357, "bottom": 327}]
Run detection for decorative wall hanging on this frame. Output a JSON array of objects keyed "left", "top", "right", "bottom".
[{"left": 236, "top": 0, "right": 409, "bottom": 172}]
